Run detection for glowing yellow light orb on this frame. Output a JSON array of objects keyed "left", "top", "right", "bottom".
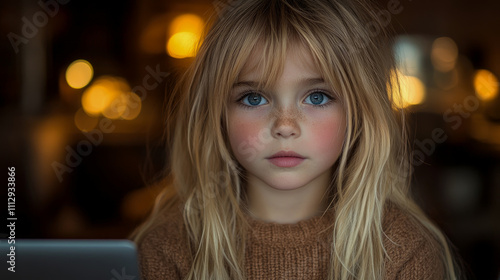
[
  {"left": 81, "top": 76, "right": 131, "bottom": 117},
  {"left": 66, "top": 59, "right": 94, "bottom": 89},
  {"left": 166, "top": 14, "right": 204, "bottom": 59},
  {"left": 169, "top": 14, "right": 204, "bottom": 36},
  {"left": 389, "top": 70, "right": 426, "bottom": 108},
  {"left": 120, "top": 92, "right": 142, "bottom": 120},
  {"left": 82, "top": 84, "right": 116, "bottom": 116},
  {"left": 167, "top": 32, "right": 200, "bottom": 58},
  {"left": 474, "top": 69, "right": 499, "bottom": 102}
]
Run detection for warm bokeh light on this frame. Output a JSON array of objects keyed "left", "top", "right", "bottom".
[
  {"left": 120, "top": 92, "right": 142, "bottom": 120},
  {"left": 167, "top": 32, "right": 200, "bottom": 58},
  {"left": 389, "top": 70, "right": 426, "bottom": 108},
  {"left": 474, "top": 69, "right": 499, "bottom": 101},
  {"left": 82, "top": 78, "right": 121, "bottom": 116},
  {"left": 81, "top": 76, "right": 141, "bottom": 120},
  {"left": 169, "top": 14, "right": 204, "bottom": 36},
  {"left": 65, "top": 59, "right": 94, "bottom": 89},
  {"left": 32, "top": 117, "right": 69, "bottom": 200},
  {"left": 431, "top": 37, "right": 458, "bottom": 72},
  {"left": 167, "top": 14, "right": 204, "bottom": 58},
  {"left": 74, "top": 108, "right": 99, "bottom": 132},
  {"left": 102, "top": 92, "right": 127, "bottom": 120},
  {"left": 82, "top": 76, "right": 135, "bottom": 118}
]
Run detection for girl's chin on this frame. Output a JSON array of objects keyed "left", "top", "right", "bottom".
[{"left": 263, "top": 179, "right": 309, "bottom": 191}]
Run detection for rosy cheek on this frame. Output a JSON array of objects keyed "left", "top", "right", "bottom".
[
  {"left": 309, "top": 116, "right": 346, "bottom": 157},
  {"left": 230, "top": 120, "right": 256, "bottom": 145},
  {"left": 228, "top": 116, "right": 267, "bottom": 162}
]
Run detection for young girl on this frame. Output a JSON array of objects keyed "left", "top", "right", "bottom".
[{"left": 133, "top": 0, "right": 460, "bottom": 279}]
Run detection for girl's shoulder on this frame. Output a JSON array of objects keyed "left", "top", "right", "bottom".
[
  {"left": 382, "top": 202, "right": 445, "bottom": 279},
  {"left": 139, "top": 204, "right": 187, "bottom": 249},
  {"left": 137, "top": 204, "right": 191, "bottom": 279},
  {"left": 383, "top": 203, "right": 422, "bottom": 234},
  {"left": 382, "top": 202, "right": 436, "bottom": 244}
]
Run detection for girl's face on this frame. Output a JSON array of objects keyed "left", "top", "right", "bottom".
[{"left": 227, "top": 43, "right": 346, "bottom": 192}]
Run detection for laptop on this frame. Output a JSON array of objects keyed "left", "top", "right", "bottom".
[{"left": 0, "top": 239, "right": 141, "bottom": 280}]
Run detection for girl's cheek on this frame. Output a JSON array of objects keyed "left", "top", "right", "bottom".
[
  {"left": 309, "top": 115, "right": 346, "bottom": 155},
  {"left": 230, "top": 120, "right": 256, "bottom": 144},
  {"left": 228, "top": 115, "right": 268, "bottom": 161}
]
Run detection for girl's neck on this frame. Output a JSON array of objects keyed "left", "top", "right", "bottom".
[{"left": 245, "top": 176, "right": 330, "bottom": 224}]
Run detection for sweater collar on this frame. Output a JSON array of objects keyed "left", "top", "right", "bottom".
[{"left": 242, "top": 208, "right": 335, "bottom": 247}]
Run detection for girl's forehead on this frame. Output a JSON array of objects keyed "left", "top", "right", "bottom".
[{"left": 237, "top": 41, "right": 321, "bottom": 84}]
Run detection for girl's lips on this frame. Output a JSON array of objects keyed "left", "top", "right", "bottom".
[
  {"left": 268, "top": 151, "right": 305, "bottom": 158},
  {"left": 268, "top": 157, "right": 305, "bottom": 168}
]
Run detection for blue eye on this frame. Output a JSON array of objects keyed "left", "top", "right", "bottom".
[
  {"left": 304, "top": 91, "right": 331, "bottom": 105},
  {"left": 241, "top": 92, "right": 268, "bottom": 106}
]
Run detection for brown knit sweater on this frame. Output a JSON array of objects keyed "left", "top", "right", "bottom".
[{"left": 138, "top": 204, "right": 444, "bottom": 279}]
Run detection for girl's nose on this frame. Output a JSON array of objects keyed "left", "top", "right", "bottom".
[{"left": 271, "top": 110, "right": 301, "bottom": 139}]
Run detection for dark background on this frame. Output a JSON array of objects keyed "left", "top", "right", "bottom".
[{"left": 1, "top": 0, "right": 499, "bottom": 279}]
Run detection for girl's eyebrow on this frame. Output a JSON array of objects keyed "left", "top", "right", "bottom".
[
  {"left": 232, "top": 77, "right": 325, "bottom": 89},
  {"left": 233, "top": 81, "right": 259, "bottom": 88}
]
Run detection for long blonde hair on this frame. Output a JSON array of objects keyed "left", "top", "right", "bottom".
[{"left": 133, "top": 0, "right": 460, "bottom": 279}]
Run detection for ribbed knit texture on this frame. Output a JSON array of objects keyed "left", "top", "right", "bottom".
[
  {"left": 243, "top": 210, "right": 334, "bottom": 279},
  {"left": 138, "top": 204, "right": 444, "bottom": 279}
]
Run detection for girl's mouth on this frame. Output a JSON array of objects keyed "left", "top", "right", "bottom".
[
  {"left": 267, "top": 151, "right": 305, "bottom": 168},
  {"left": 268, "top": 157, "right": 305, "bottom": 168}
]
